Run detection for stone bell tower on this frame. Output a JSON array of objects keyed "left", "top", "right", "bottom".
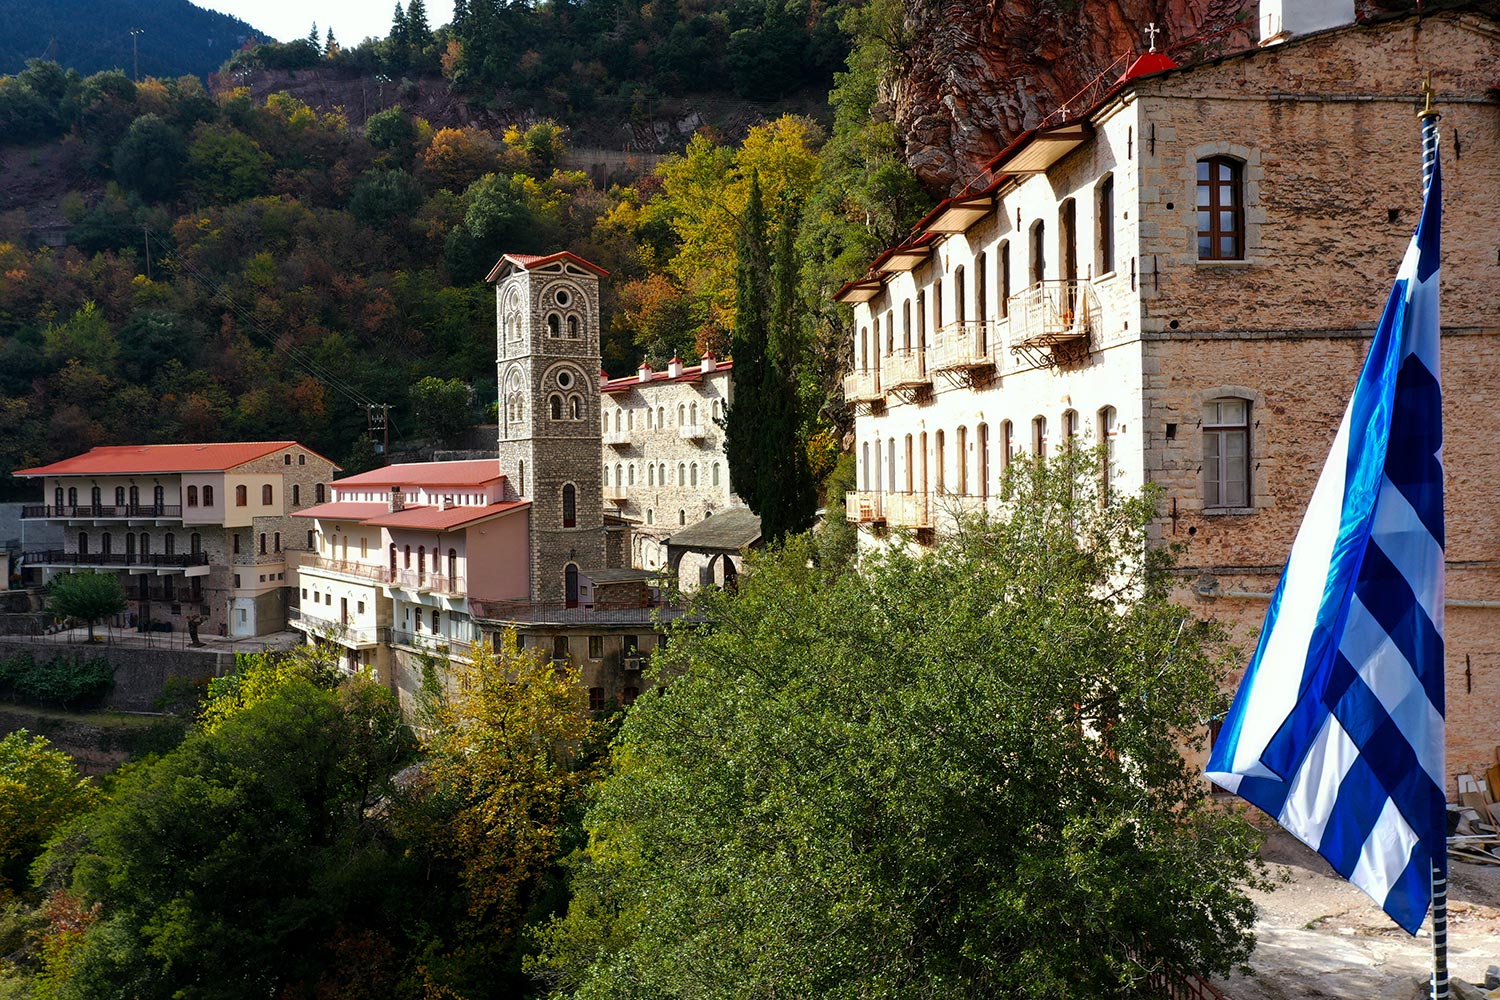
[{"left": 487, "top": 252, "right": 608, "bottom": 604}]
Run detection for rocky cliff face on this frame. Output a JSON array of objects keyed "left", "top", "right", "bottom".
[{"left": 892, "top": 0, "right": 1257, "bottom": 193}]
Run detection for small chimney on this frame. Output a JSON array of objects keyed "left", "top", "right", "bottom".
[
  {"left": 442, "top": 495, "right": 455, "bottom": 511},
  {"left": 389, "top": 486, "right": 406, "bottom": 512},
  {"left": 700, "top": 350, "right": 717, "bottom": 373},
  {"left": 667, "top": 356, "right": 683, "bottom": 378},
  {"left": 637, "top": 361, "right": 653, "bottom": 383},
  {"left": 1259, "top": 0, "right": 1353, "bottom": 44}
]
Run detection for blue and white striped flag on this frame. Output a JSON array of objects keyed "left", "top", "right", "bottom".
[{"left": 1206, "top": 118, "right": 1444, "bottom": 935}]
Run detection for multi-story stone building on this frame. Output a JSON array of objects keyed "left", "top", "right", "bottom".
[
  {"left": 835, "top": 8, "right": 1500, "bottom": 785},
  {"left": 599, "top": 352, "right": 741, "bottom": 572},
  {"left": 16, "top": 442, "right": 338, "bottom": 636}
]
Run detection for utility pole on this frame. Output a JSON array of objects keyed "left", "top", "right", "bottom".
[
  {"left": 143, "top": 223, "right": 151, "bottom": 279},
  {"left": 364, "top": 403, "right": 391, "bottom": 464},
  {"left": 130, "top": 28, "right": 144, "bottom": 81}
]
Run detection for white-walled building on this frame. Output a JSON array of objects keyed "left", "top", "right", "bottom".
[{"left": 599, "top": 352, "right": 742, "bottom": 573}]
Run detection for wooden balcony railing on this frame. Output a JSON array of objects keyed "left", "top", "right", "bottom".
[
  {"left": 22, "top": 549, "right": 209, "bottom": 568},
  {"left": 23, "top": 504, "right": 183, "bottom": 519}
]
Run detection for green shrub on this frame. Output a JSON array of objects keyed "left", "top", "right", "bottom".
[{"left": 0, "top": 654, "right": 115, "bottom": 709}]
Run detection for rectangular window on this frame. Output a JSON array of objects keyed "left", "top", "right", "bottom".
[
  {"left": 1204, "top": 398, "right": 1250, "bottom": 507},
  {"left": 357, "top": 601, "right": 365, "bottom": 614},
  {"left": 1197, "top": 158, "right": 1245, "bottom": 260},
  {"left": 589, "top": 636, "right": 603, "bottom": 658}
]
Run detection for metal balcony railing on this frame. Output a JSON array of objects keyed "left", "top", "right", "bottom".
[
  {"left": 678, "top": 423, "right": 705, "bottom": 441},
  {"left": 603, "top": 429, "right": 632, "bottom": 447},
  {"left": 22, "top": 549, "right": 210, "bottom": 568},
  {"left": 1006, "top": 280, "right": 1098, "bottom": 368},
  {"left": 929, "top": 322, "right": 1000, "bottom": 371},
  {"left": 23, "top": 504, "right": 183, "bottom": 519},
  {"left": 298, "top": 554, "right": 394, "bottom": 584},
  {"left": 883, "top": 349, "right": 930, "bottom": 390},
  {"left": 841, "top": 370, "right": 883, "bottom": 404},
  {"left": 391, "top": 629, "right": 474, "bottom": 655},
  {"left": 391, "top": 570, "right": 466, "bottom": 594},
  {"left": 604, "top": 485, "right": 630, "bottom": 504},
  {"left": 287, "top": 608, "right": 388, "bottom": 646}
]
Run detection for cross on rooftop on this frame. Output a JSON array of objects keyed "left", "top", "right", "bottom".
[{"left": 1145, "top": 22, "right": 1160, "bottom": 52}]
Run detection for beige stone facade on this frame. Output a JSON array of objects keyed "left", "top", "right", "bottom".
[
  {"left": 599, "top": 354, "right": 742, "bottom": 572},
  {"left": 839, "top": 12, "right": 1500, "bottom": 789}
]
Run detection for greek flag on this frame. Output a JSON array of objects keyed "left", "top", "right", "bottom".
[{"left": 1206, "top": 118, "right": 1444, "bottom": 935}]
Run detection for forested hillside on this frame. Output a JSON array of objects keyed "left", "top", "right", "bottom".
[
  {"left": 0, "top": 0, "right": 927, "bottom": 499},
  {"left": 0, "top": 0, "right": 261, "bottom": 79}
]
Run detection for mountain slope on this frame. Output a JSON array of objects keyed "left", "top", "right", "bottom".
[{"left": 0, "top": 0, "right": 263, "bottom": 79}]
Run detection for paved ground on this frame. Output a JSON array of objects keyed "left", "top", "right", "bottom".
[
  {"left": 22, "top": 625, "right": 307, "bottom": 655},
  {"left": 1212, "top": 831, "right": 1500, "bottom": 999}
]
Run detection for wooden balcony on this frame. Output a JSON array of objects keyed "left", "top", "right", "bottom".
[
  {"left": 844, "top": 492, "right": 931, "bottom": 528},
  {"left": 845, "top": 491, "right": 883, "bottom": 523},
  {"left": 23, "top": 504, "right": 183, "bottom": 521},
  {"left": 23, "top": 549, "right": 209, "bottom": 568},
  {"left": 929, "top": 322, "right": 999, "bottom": 372},
  {"left": 842, "top": 370, "right": 883, "bottom": 404},
  {"left": 883, "top": 350, "right": 930, "bottom": 391},
  {"left": 1006, "top": 280, "right": 1097, "bottom": 369}
]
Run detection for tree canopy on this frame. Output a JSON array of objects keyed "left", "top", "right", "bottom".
[
  {"left": 46, "top": 572, "right": 126, "bottom": 640},
  {"left": 535, "top": 452, "right": 1268, "bottom": 998}
]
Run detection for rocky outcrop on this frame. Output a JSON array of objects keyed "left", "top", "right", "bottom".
[{"left": 892, "top": 0, "right": 1257, "bottom": 193}]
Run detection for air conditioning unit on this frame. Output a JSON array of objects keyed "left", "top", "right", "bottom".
[{"left": 622, "top": 656, "right": 642, "bottom": 673}]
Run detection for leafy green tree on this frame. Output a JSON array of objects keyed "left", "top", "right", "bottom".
[
  {"left": 112, "top": 114, "right": 187, "bottom": 202},
  {"left": 409, "top": 375, "right": 473, "bottom": 443},
  {"left": 186, "top": 125, "right": 272, "bottom": 203},
  {"left": 0, "top": 731, "right": 96, "bottom": 903},
  {"left": 364, "top": 106, "right": 417, "bottom": 152},
  {"left": 348, "top": 168, "right": 425, "bottom": 227},
  {"left": 38, "top": 676, "right": 415, "bottom": 999},
  {"left": 535, "top": 453, "right": 1268, "bottom": 998},
  {"left": 46, "top": 573, "right": 126, "bottom": 641}
]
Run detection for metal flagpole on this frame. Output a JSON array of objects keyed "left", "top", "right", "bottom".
[{"left": 1417, "top": 71, "right": 1447, "bottom": 1000}]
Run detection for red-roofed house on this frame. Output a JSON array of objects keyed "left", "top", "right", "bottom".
[{"left": 15, "top": 442, "right": 339, "bottom": 637}]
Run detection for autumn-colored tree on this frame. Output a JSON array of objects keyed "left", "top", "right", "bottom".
[
  {"left": 615, "top": 272, "right": 698, "bottom": 367},
  {"left": 0, "top": 731, "right": 97, "bottom": 903},
  {"left": 420, "top": 126, "right": 500, "bottom": 193}
]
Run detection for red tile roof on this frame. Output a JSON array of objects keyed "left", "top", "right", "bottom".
[
  {"left": 332, "top": 460, "right": 505, "bottom": 489},
  {"left": 15, "top": 442, "right": 336, "bottom": 477},
  {"left": 484, "top": 251, "right": 609, "bottom": 282},
  {"left": 290, "top": 502, "right": 390, "bottom": 521},
  {"left": 602, "top": 360, "right": 733, "bottom": 393},
  {"left": 362, "top": 501, "right": 529, "bottom": 530}
]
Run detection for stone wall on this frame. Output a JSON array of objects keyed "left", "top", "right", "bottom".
[{"left": 0, "top": 638, "right": 233, "bottom": 712}]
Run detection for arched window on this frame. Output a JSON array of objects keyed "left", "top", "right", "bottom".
[
  {"left": 547, "top": 314, "right": 561, "bottom": 337},
  {"left": 646, "top": 509, "right": 654, "bottom": 525},
  {"left": 203, "top": 485, "right": 214, "bottom": 507},
  {"left": 1098, "top": 406, "right": 1118, "bottom": 500},
  {"left": 139, "top": 533, "right": 150, "bottom": 555},
  {"left": 975, "top": 251, "right": 988, "bottom": 325},
  {"left": 261, "top": 484, "right": 273, "bottom": 505},
  {"left": 389, "top": 544, "right": 398, "bottom": 576},
  {"left": 603, "top": 465, "right": 611, "bottom": 487},
  {"left": 259, "top": 533, "right": 267, "bottom": 555},
  {"left": 404, "top": 545, "right": 411, "bottom": 568},
  {"left": 187, "top": 485, "right": 199, "bottom": 507},
  {"left": 627, "top": 464, "right": 635, "bottom": 486},
  {"left": 677, "top": 462, "right": 685, "bottom": 485},
  {"left": 315, "top": 484, "right": 325, "bottom": 504},
  {"left": 649, "top": 465, "right": 655, "bottom": 486},
  {"left": 114, "top": 486, "right": 126, "bottom": 507},
  {"left": 418, "top": 546, "right": 426, "bottom": 580},
  {"left": 78, "top": 531, "right": 88, "bottom": 555},
  {"left": 90, "top": 486, "right": 102, "bottom": 510},
  {"left": 565, "top": 563, "right": 580, "bottom": 607},
  {"left": 934, "top": 430, "right": 946, "bottom": 494},
  {"left": 678, "top": 509, "right": 686, "bottom": 525},
  {"left": 712, "top": 462, "right": 720, "bottom": 486},
  {"left": 953, "top": 266, "right": 966, "bottom": 326},
  {"left": 999, "top": 242, "right": 1011, "bottom": 318},
  {"left": 567, "top": 315, "right": 580, "bottom": 338},
  {"left": 562, "top": 484, "right": 577, "bottom": 527},
  {"left": 191, "top": 532, "right": 201, "bottom": 555},
  {"left": 67, "top": 487, "right": 78, "bottom": 508},
  {"left": 550, "top": 395, "right": 564, "bottom": 420},
  {"left": 448, "top": 548, "right": 457, "bottom": 583},
  {"left": 1097, "top": 174, "right": 1116, "bottom": 274},
  {"left": 1000, "top": 420, "right": 1014, "bottom": 472},
  {"left": 977, "top": 424, "right": 990, "bottom": 500},
  {"left": 1030, "top": 220, "right": 1047, "bottom": 286},
  {"left": 164, "top": 532, "right": 176, "bottom": 555},
  {"left": 657, "top": 406, "right": 664, "bottom": 427},
  {"left": 690, "top": 463, "right": 698, "bottom": 486},
  {"left": 1197, "top": 157, "right": 1245, "bottom": 260},
  {"left": 570, "top": 395, "right": 583, "bottom": 419},
  {"left": 1032, "top": 415, "right": 1048, "bottom": 459},
  {"left": 678, "top": 403, "right": 685, "bottom": 426},
  {"left": 1062, "top": 409, "right": 1079, "bottom": 448},
  {"left": 292, "top": 484, "right": 300, "bottom": 506},
  {"left": 273, "top": 532, "right": 280, "bottom": 553},
  {"left": 101, "top": 532, "right": 112, "bottom": 555},
  {"left": 53, "top": 487, "right": 63, "bottom": 510},
  {"left": 615, "top": 463, "right": 623, "bottom": 486},
  {"left": 128, "top": 486, "right": 139, "bottom": 508},
  {"left": 153, "top": 485, "right": 165, "bottom": 511},
  {"left": 861, "top": 442, "right": 870, "bottom": 490},
  {"left": 689, "top": 402, "right": 697, "bottom": 424},
  {"left": 235, "top": 485, "right": 247, "bottom": 507}
]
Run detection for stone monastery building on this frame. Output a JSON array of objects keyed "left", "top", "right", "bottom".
[{"left": 836, "top": 7, "right": 1500, "bottom": 786}]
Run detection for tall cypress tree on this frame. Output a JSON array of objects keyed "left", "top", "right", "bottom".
[
  {"left": 407, "top": 0, "right": 434, "bottom": 46},
  {"left": 726, "top": 176, "right": 816, "bottom": 544},
  {"left": 389, "top": 3, "right": 410, "bottom": 47},
  {"left": 726, "top": 174, "right": 771, "bottom": 518}
]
